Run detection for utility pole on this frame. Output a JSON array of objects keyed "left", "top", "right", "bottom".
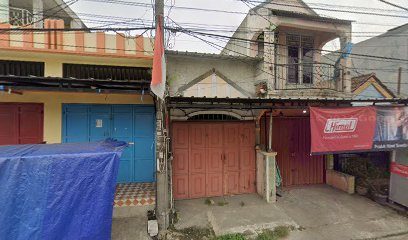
[{"left": 154, "top": 0, "right": 170, "bottom": 234}]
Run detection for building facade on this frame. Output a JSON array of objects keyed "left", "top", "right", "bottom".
[
  {"left": 0, "top": 0, "right": 156, "bottom": 187},
  {"left": 166, "top": 0, "right": 354, "bottom": 204}
]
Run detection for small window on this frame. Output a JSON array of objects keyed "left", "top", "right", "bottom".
[
  {"left": 256, "top": 33, "right": 264, "bottom": 58},
  {"left": 188, "top": 114, "right": 239, "bottom": 121},
  {"left": 287, "top": 34, "right": 314, "bottom": 84}
]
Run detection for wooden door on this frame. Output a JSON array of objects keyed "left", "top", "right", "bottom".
[
  {"left": 172, "top": 121, "right": 256, "bottom": 200},
  {"left": 0, "top": 103, "right": 43, "bottom": 145}
]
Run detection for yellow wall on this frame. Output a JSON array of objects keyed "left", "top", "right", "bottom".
[{"left": 0, "top": 91, "right": 154, "bottom": 144}]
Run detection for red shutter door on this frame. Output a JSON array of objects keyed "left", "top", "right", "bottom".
[
  {"left": 223, "top": 123, "right": 240, "bottom": 195},
  {"left": 239, "top": 123, "right": 256, "bottom": 193},
  {"left": 207, "top": 124, "right": 223, "bottom": 197},
  {"left": 272, "top": 117, "right": 324, "bottom": 187},
  {"left": 0, "top": 103, "right": 43, "bottom": 145},
  {"left": 19, "top": 104, "right": 44, "bottom": 144},
  {"left": 0, "top": 105, "right": 19, "bottom": 145},
  {"left": 172, "top": 123, "right": 189, "bottom": 199},
  {"left": 172, "top": 121, "right": 256, "bottom": 200}
]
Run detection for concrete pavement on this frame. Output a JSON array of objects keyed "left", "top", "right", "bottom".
[
  {"left": 111, "top": 205, "right": 153, "bottom": 240},
  {"left": 173, "top": 185, "right": 408, "bottom": 240}
]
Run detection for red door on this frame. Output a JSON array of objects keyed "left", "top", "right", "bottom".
[
  {"left": 0, "top": 103, "right": 43, "bottom": 145},
  {"left": 272, "top": 117, "right": 324, "bottom": 187},
  {"left": 172, "top": 122, "right": 256, "bottom": 200}
]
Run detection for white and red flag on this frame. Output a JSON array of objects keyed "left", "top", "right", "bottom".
[{"left": 151, "top": 16, "right": 166, "bottom": 99}]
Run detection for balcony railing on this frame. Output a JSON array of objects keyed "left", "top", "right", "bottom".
[
  {"left": 9, "top": 7, "right": 33, "bottom": 26},
  {"left": 274, "top": 62, "right": 343, "bottom": 91}
]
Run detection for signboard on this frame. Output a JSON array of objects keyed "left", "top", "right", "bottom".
[
  {"left": 391, "top": 162, "right": 408, "bottom": 178},
  {"left": 373, "top": 107, "right": 408, "bottom": 150},
  {"left": 310, "top": 106, "right": 408, "bottom": 154}
]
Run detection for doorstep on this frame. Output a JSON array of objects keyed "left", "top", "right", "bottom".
[
  {"left": 113, "top": 183, "right": 156, "bottom": 219},
  {"left": 114, "top": 183, "right": 156, "bottom": 207}
]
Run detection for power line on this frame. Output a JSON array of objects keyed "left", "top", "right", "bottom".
[
  {"left": 379, "top": 0, "right": 408, "bottom": 12},
  {"left": 81, "top": 0, "right": 408, "bottom": 19},
  {"left": 167, "top": 26, "right": 408, "bottom": 63}
]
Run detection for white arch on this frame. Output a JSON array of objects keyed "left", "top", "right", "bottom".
[{"left": 187, "top": 110, "right": 243, "bottom": 120}]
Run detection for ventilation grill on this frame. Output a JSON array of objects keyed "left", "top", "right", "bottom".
[
  {"left": 0, "top": 60, "right": 44, "bottom": 76},
  {"left": 188, "top": 114, "right": 239, "bottom": 121}
]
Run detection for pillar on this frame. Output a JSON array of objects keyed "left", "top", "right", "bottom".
[
  {"left": 0, "top": 0, "right": 9, "bottom": 24},
  {"left": 264, "top": 151, "right": 277, "bottom": 203},
  {"left": 339, "top": 30, "right": 352, "bottom": 93},
  {"left": 32, "top": 0, "right": 43, "bottom": 28}
]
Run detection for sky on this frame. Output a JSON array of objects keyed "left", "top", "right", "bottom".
[{"left": 69, "top": 0, "right": 408, "bottom": 53}]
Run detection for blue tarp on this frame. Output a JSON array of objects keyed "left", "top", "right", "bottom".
[{"left": 0, "top": 139, "right": 127, "bottom": 240}]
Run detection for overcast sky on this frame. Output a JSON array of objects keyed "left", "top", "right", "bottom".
[{"left": 70, "top": 0, "right": 408, "bottom": 53}]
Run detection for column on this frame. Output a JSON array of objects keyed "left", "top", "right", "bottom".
[
  {"left": 32, "top": 0, "right": 43, "bottom": 28},
  {"left": 339, "top": 31, "right": 352, "bottom": 93},
  {"left": 0, "top": 0, "right": 9, "bottom": 24}
]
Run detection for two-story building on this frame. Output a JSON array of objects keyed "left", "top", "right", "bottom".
[
  {"left": 167, "top": 0, "right": 354, "bottom": 203},
  {"left": 0, "top": 0, "right": 156, "bottom": 209}
]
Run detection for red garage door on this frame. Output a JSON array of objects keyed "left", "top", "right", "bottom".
[
  {"left": 172, "top": 122, "right": 256, "bottom": 200},
  {"left": 0, "top": 103, "right": 44, "bottom": 145}
]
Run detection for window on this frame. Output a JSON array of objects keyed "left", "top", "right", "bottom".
[
  {"left": 0, "top": 60, "right": 44, "bottom": 77},
  {"left": 287, "top": 34, "right": 314, "bottom": 84},
  {"left": 256, "top": 33, "right": 264, "bottom": 57},
  {"left": 63, "top": 64, "right": 151, "bottom": 81}
]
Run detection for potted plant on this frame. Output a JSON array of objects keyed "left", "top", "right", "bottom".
[{"left": 355, "top": 178, "right": 369, "bottom": 196}]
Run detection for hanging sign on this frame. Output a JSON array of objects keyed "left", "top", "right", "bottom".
[
  {"left": 373, "top": 107, "right": 408, "bottom": 150},
  {"left": 310, "top": 107, "right": 377, "bottom": 154},
  {"left": 311, "top": 106, "right": 408, "bottom": 154}
]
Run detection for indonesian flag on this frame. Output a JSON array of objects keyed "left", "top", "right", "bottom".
[{"left": 151, "top": 16, "right": 166, "bottom": 99}]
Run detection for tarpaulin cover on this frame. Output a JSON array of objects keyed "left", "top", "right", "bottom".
[{"left": 0, "top": 139, "right": 127, "bottom": 240}]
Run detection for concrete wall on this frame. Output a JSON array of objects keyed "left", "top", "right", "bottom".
[
  {"left": 183, "top": 74, "right": 246, "bottom": 98},
  {"left": 221, "top": 1, "right": 352, "bottom": 98},
  {"left": 0, "top": 91, "right": 153, "bottom": 144},
  {"left": 326, "top": 170, "right": 355, "bottom": 194},
  {"left": 167, "top": 54, "right": 258, "bottom": 97},
  {"left": 0, "top": 20, "right": 154, "bottom": 144}
]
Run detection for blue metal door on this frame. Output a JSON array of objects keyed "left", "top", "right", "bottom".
[
  {"left": 134, "top": 107, "right": 155, "bottom": 182},
  {"left": 62, "top": 104, "right": 155, "bottom": 183}
]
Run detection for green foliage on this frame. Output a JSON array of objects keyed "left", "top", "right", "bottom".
[
  {"left": 256, "top": 226, "right": 290, "bottom": 240},
  {"left": 217, "top": 200, "right": 229, "bottom": 206},
  {"left": 174, "top": 226, "right": 215, "bottom": 240}
]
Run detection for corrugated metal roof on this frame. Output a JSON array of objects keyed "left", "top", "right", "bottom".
[
  {"left": 168, "top": 96, "right": 408, "bottom": 109},
  {"left": 165, "top": 50, "right": 262, "bottom": 62}
]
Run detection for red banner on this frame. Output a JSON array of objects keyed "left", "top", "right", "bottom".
[
  {"left": 310, "top": 107, "right": 377, "bottom": 154},
  {"left": 391, "top": 162, "right": 408, "bottom": 178}
]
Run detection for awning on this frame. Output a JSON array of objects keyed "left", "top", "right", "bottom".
[
  {"left": 0, "top": 75, "right": 151, "bottom": 94},
  {"left": 168, "top": 96, "right": 408, "bottom": 110}
]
